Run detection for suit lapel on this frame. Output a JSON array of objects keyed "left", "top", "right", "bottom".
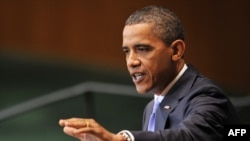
[
  {"left": 143, "top": 65, "right": 199, "bottom": 131},
  {"left": 154, "top": 65, "right": 199, "bottom": 131},
  {"left": 143, "top": 95, "right": 180, "bottom": 131},
  {"left": 143, "top": 100, "right": 154, "bottom": 131},
  {"left": 155, "top": 95, "right": 179, "bottom": 130}
]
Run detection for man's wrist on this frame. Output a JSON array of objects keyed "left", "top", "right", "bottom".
[
  {"left": 116, "top": 134, "right": 127, "bottom": 141},
  {"left": 117, "top": 130, "right": 134, "bottom": 141}
]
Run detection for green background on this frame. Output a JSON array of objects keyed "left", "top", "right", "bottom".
[{"left": 0, "top": 54, "right": 249, "bottom": 141}]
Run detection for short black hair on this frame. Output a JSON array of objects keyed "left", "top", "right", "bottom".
[{"left": 125, "top": 5, "right": 184, "bottom": 45}]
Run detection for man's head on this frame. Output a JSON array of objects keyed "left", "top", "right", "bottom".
[
  {"left": 125, "top": 5, "right": 184, "bottom": 46},
  {"left": 122, "top": 5, "right": 186, "bottom": 94}
]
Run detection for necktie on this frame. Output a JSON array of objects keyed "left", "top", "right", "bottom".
[{"left": 147, "top": 97, "right": 161, "bottom": 131}]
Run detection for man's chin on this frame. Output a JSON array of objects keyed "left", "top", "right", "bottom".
[{"left": 135, "top": 86, "right": 150, "bottom": 94}]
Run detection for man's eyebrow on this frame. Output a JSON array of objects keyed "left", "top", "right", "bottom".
[
  {"left": 135, "top": 44, "right": 152, "bottom": 48},
  {"left": 121, "top": 46, "right": 128, "bottom": 49},
  {"left": 121, "top": 44, "right": 152, "bottom": 49}
]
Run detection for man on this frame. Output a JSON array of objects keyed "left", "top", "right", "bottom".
[{"left": 59, "top": 5, "right": 240, "bottom": 141}]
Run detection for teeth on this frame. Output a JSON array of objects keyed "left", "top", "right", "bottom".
[
  {"left": 134, "top": 73, "right": 143, "bottom": 80},
  {"left": 134, "top": 73, "right": 142, "bottom": 77}
]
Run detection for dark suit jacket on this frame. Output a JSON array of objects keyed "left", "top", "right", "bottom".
[{"left": 130, "top": 64, "right": 240, "bottom": 141}]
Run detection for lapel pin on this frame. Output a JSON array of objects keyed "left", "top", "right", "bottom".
[{"left": 164, "top": 105, "right": 171, "bottom": 110}]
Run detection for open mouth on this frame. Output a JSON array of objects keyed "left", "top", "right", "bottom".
[{"left": 132, "top": 72, "right": 145, "bottom": 83}]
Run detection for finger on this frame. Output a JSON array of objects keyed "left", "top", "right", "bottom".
[
  {"left": 63, "top": 126, "right": 78, "bottom": 136},
  {"left": 74, "top": 127, "right": 92, "bottom": 134},
  {"left": 59, "top": 119, "right": 67, "bottom": 126},
  {"left": 59, "top": 118, "right": 84, "bottom": 126},
  {"left": 62, "top": 118, "right": 95, "bottom": 128},
  {"left": 63, "top": 127, "right": 87, "bottom": 137},
  {"left": 75, "top": 126, "right": 116, "bottom": 141}
]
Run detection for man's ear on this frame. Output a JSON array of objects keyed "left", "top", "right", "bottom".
[{"left": 170, "top": 39, "right": 186, "bottom": 61}]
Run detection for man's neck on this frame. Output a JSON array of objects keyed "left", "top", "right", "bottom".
[{"left": 156, "top": 63, "right": 188, "bottom": 96}]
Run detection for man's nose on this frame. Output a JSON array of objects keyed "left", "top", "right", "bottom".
[{"left": 127, "top": 53, "right": 140, "bottom": 68}]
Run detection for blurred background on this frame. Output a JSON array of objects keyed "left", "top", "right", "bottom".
[{"left": 0, "top": 0, "right": 249, "bottom": 141}]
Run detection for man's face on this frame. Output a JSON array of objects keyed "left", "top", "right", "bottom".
[{"left": 122, "top": 23, "right": 176, "bottom": 94}]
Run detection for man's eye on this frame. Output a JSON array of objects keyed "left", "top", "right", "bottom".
[
  {"left": 138, "top": 47, "right": 150, "bottom": 52},
  {"left": 122, "top": 48, "right": 129, "bottom": 54}
]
